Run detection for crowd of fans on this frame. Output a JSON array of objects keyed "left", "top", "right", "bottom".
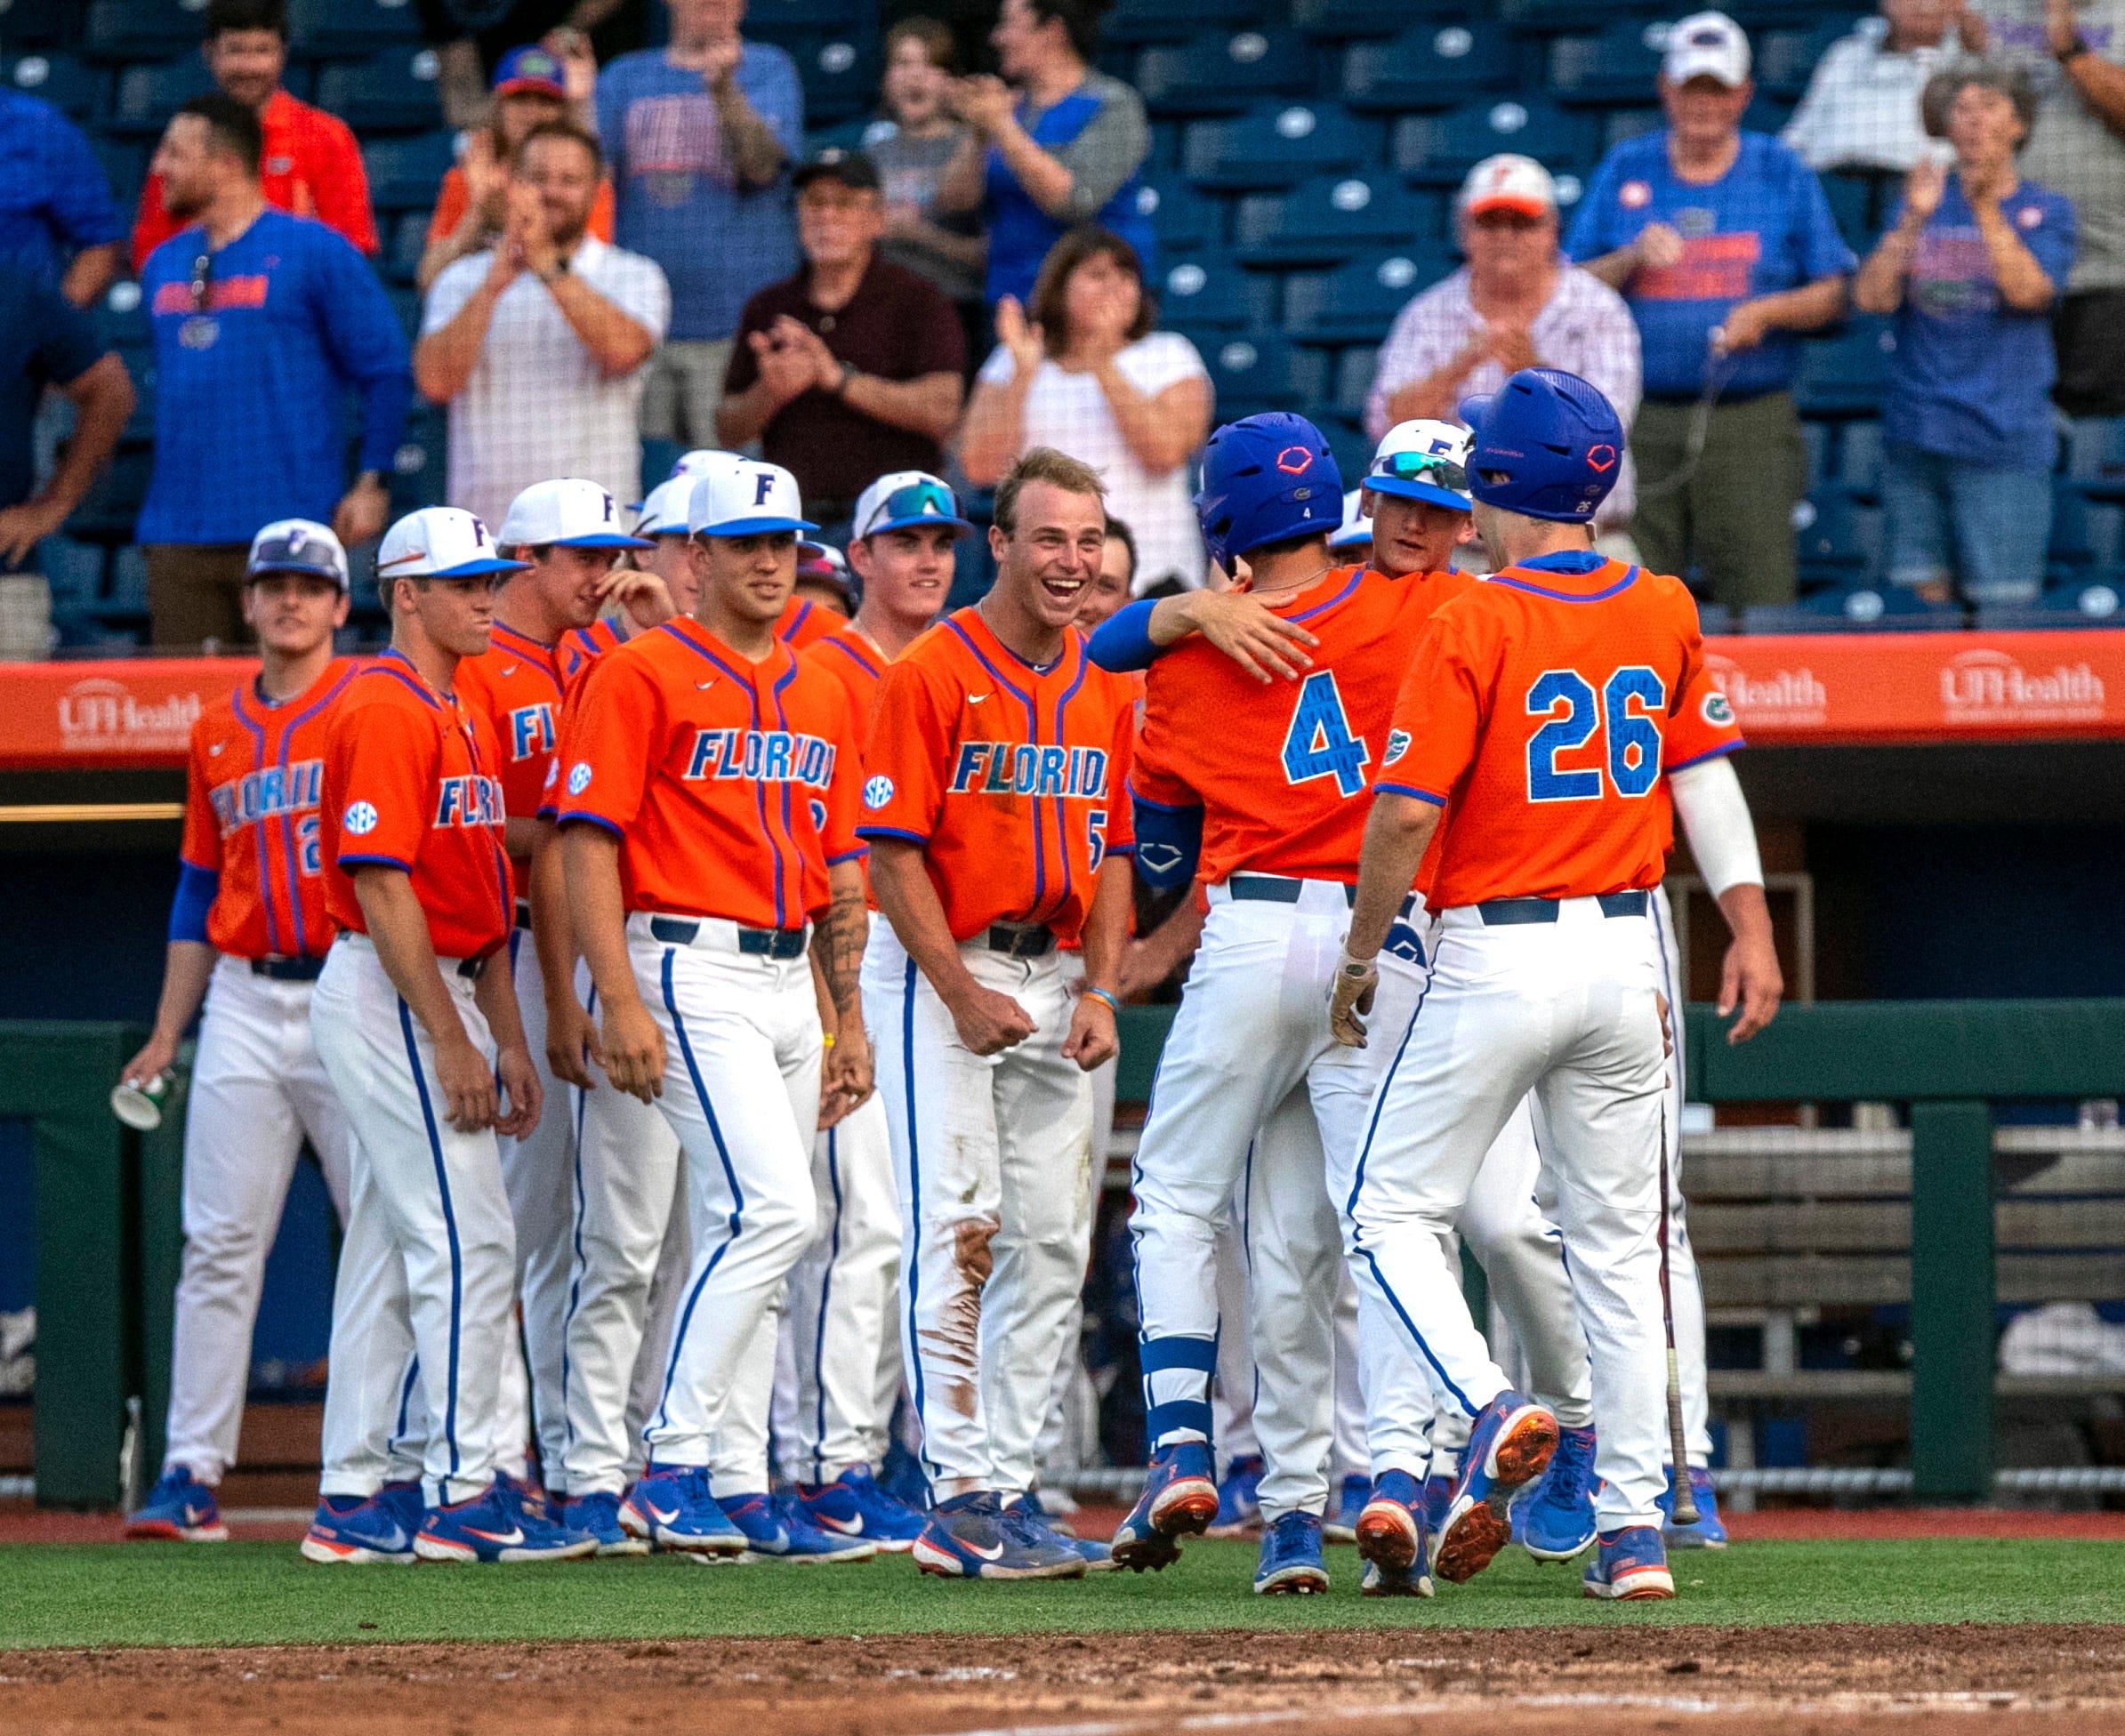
[{"left": 0, "top": 0, "right": 2121, "bottom": 655}]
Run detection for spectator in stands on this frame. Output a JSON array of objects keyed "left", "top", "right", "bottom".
[
  {"left": 418, "top": 44, "right": 616, "bottom": 293},
  {"left": 1855, "top": 65, "right": 2073, "bottom": 604},
  {"left": 133, "top": 0, "right": 378, "bottom": 275},
  {"left": 1570, "top": 12, "right": 1855, "bottom": 610},
  {"left": 1367, "top": 155, "right": 1643, "bottom": 554},
  {"left": 962, "top": 227, "right": 1211, "bottom": 591},
  {"left": 716, "top": 150, "right": 964, "bottom": 543},
  {"left": 1075, "top": 513, "right": 1135, "bottom": 629},
  {"left": 1964, "top": 0, "right": 2125, "bottom": 417},
  {"left": 597, "top": 0, "right": 801, "bottom": 451},
  {"left": 0, "top": 54, "right": 123, "bottom": 306},
  {"left": 413, "top": 6, "right": 645, "bottom": 132},
  {"left": 138, "top": 96, "right": 409, "bottom": 650},
  {"left": 0, "top": 261, "right": 134, "bottom": 658},
  {"left": 1783, "top": 0, "right": 1982, "bottom": 175},
  {"left": 872, "top": 18, "right": 989, "bottom": 369},
  {"left": 415, "top": 120, "right": 668, "bottom": 534},
  {"left": 937, "top": 0, "right": 1155, "bottom": 310}
]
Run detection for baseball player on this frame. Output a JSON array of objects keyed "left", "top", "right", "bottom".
[
  {"left": 1329, "top": 367, "right": 1721, "bottom": 1602},
  {"left": 305, "top": 506, "right": 591, "bottom": 1563},
  {"left": 858, "top": 447, "right": 1138, "bottom": 1580},
  {"left": 558, "top": 459, "right": 877, "bottom": 1563},
  {"left": 770, "top": 470, "right": 966, "bottom": 1547},
  {"left": 122, "top": 522, "right": 358, "bottom": 1545}
]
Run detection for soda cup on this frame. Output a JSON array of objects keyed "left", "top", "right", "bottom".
[{"left": 110, "top": 1071, "right": 172, "bottom": 1131}]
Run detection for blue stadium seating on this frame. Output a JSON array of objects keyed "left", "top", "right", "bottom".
[
  {"left": 84, "top": 0, "right": 205, "bottom": 64},
  {"left": 1976, "top": 573, "right": 2124, "bottom": 631},
  {"left": 786, "top": 35, "right": 879, "bottom": 124},
  {"left": 93, "top": 280, "right": 151, "bottom": 350},
  {"left": 1283, "top": 246, "right": 1453, "bottom": 343},
  {"left": 1800, "top": 418, "right": 1831, "bottom": 493},
  {"left": 98, "top": 542, "right": 150, "bottom": 629},
  {"left": 1341, "top": 23, "right": 1516, "bottom": 115},
  {"left": 1105, "top": 0, "right": 1269, "bottom": 49},
  {"left": 384, "top": 210, "right": 426, "bottom": 285},
  {"left": 1548, "top": 20, "right": 1668, "bottom": 108},
  {"left": 0, "top": 0, "right": 77, "bottom": 48},
  {"left": 1158, "top": 256, "right": 1254, "bottom": 331},
  {"left": 739, "top": 0, "right": 872, "bottom": 46},
  {"left": 1793, "top": 317, "right": 1894, "bottom": 417},
  {"left": 2064, "top": 417, "right": 2125, "bottom": 502},
  {"left": 39, "top": 538, "right": 109, "bottom": 628},
  {"left": 1319, "top": 416, "right": 1375, "bottom": 491},
  {"left": 1744, "top": 583, "right": 1958, "bottom": 633},
  {"left": 364, "top": 132, "right": 457, "bottom": 215},
  {"left": 67, "top": 447, "right": 153, "bottom": 544},
  {"left": 1232, "top": 173, "right": 1445, "bottom": 268},
  {"left": 386, "top": 284, "right": 421, "bottom": 340},
  {"left": 1131, "top": 173, "right": 1222, "bottom": 255},
  {"left": 1197, "top": 334, "right": 1327, "bottom": 421},
  {"left": 115, "top": 341, "right": 155, "bottom": 443},
  {"left": 1290, "top": 0, "right": 1415, "bottom": 41},
  {"left": 286, "top": 0, "right": 425, "bottom": 58},
  {"left": 109, "top": 55, "right": 214, "bottom": 137},
  {"left": 314, "top": 48, "right": 445, "bottom": 133},
  {"left": 1184, "top": 102, "right": 1372, "bottom": 191},
  {"left": 1332, "top": 345, "right": 1380, "bottom": 422},
  {"left": 5, "top": 53, "right": 107, "bottom": 122},
  {"left": 1837, "top": 417, "right": 1881, "bottom": 495},
  {"left": 389, "top": 406, "right": 448, "bottom": 516},
  {"left": 1756, "top": 17, "right": 1856, "bottom": 97},
  {"left": 1792, "top": 486, "right": 1879, "bottom": 576},
  {"left": 1136, "top": 29, "right": 1315, "bottom": 119},
  {"left": 1819, "top": 168, "right": 1873, "bottom": 252},
  {"left": 92, "top": 134, "right": 148, "bottom": 213},
  {"left": 2048, "top": 485, "right": 2125, "bottom": 568},
  {"left": 1393, "top": 98, "right": 1593, "bottom": 188}
]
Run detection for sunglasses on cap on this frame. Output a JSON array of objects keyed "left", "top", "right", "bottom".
[
  {"left": 873, "top": 479, "right": 957, "bottom": 526},
  {"left": 1371, "top": 450, "right": 1469, "bottom": 493}
]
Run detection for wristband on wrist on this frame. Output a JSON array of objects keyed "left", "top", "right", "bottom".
[
  {"left": 1083, "top": 985, "right": 1121, "bottom": 1017},
  {"left": 822, "top": 1032, "right": 836, "bottom": 1049}
]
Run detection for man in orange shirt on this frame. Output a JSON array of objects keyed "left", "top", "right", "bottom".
[
  {"left": 858, "top": 447, "right": 1137, "bottom": 1580},
  {"left": 131, "top": 0, "right": 377, "bottom": 272}
]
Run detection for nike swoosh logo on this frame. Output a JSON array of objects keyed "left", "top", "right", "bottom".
[
  {"left": 968, "top": 693, "right": 990, "bottom": 704},
  {"left": 695, "top": 679, "right": 716, "bottom": 691},
  {"left": 208, "top": 743, "right": 224, "bottom": 755},
  {"left": 817, "top": 1513, "right": 864, "bottom": 1535},
  {"left": 968, "top": 1538, "right": 1005, "bottom": 1560},
  {"left": 500, "top": 664, "right": 519, "bottom": 678},
  {"left": 648, "top": 1503, "right": 680, "bottom": 1524},
  {"left": 466, "top": 1526, "right": 525, "bottom": 1545}
]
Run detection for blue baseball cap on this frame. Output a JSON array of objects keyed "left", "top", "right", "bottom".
[
  {"left": 1195, "top": 412, "right": 1343, "bottom": 570},
  {"left": 1459, "top": 368, "right": 1624, "bottom": 524},
  {"left": 853, "top": 470, "right": 973, "bottom": 540},
  {"left": 493, "top": 44, "right": 567, "bottom": 97}
]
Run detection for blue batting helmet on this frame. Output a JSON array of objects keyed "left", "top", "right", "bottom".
[
  {"left": 1459, "top": 368, "right": 1624, "bottom": 524},
  {"left": 1195, "top": 412, "right": 1343, "bottom": 570}
]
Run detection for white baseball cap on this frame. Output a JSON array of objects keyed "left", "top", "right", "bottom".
[
  {"left": 498, "top": 478, "right": 654, "bottom": 550},
  {"left": 376, "top": 507, "right": 529, "bottom": 581},
  {"left": 1461, "top": 153, "right": 1557, "bottom": 219},
  {"left": 688, "top": 459, "right": 817, "bottom": 538},
  {"left": 246, "top": 518, "right": 349, "bottom": 589},
  {"left": 1328, "top": 488, "right": 1372, "bottom": 551},
  {"left": 1663, "top": 12, "right": 1751, "bottom": 87},
  {"left": 633, "top": 477, "right": 695, "bottom": 537},
  {"left": 1365, "top": 420, "right": 1474, "bottom": 510},
  {"left": 852, "top": 470, "right": 974, "bottom": 541}
]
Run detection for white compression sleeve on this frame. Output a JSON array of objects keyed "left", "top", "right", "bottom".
[{"left": 1669, "top": 756, "right": 1763, "bottom": 898}]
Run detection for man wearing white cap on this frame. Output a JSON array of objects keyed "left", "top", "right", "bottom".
[
  {"left": 1568, "top": 12, "right": 1855, "bottom": 607},
  {"left": 1368, "top": 153, "right": 1643, "bottom": 554},
  {"left": 307, "top": 506, "right": 592, "bottom": 1563}
]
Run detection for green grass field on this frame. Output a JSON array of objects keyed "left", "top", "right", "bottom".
[{"left": 4, "top": 1539, "right": 2122, "bottom": 1651}]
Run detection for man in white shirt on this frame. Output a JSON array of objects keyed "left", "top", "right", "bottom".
[
  {"left": 415, "top": 119, "right": 672, "bottom": 533},
  {"left": 1364, "top": 155, "right": 1643, "bottom": 547},
  {"left": 1783, "top": 0, "right": 1978, "bottom": 173}
]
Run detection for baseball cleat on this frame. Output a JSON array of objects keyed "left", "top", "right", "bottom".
[
  {"left": 414, "top": 1482, "right": 598, "bottom": 1563},
  {"left": 1432, "top": 1391, "right": 1558, "bottom": 1585},
  {"left": 1252, "top": 1511, "right": 1329, "bottom": 1595},
  {"left": 562, "top": 1490, "right": 651, "bottom": 1557},
  {"left": 125, "top": 1466, "right": 229, "bottom": 1543},
  {"left": 1324, "top": 1472, "right": 1371, "bottom": 1545},
  {"left": 1006, "top": 1494, "right": 1116, "bottom": 1571},
  {"left": 1110, "top": 1442, "right": 1219, "bottom": 1571},
  {"left": 618, "top": 1464, "right": 745, "bottom": 1555},
  {"left": 717, "top": 1491, "right": 878, "bottom": 1563},
  {"left": 1355, "top": 1467, "right": 1427, "bottom": 1576},
  {"left": 1423, "top": 1468, "right": 1456, "bottom": 1543},
  {"left": 1660, "top": 1466, "right": 1729, "bottom": 1549},
  {"left": 1207, "top": 1453, "right": 1265, "bottom": 1537},
  {"left": 1583, "top": 1524, "right": 1677, "bottom": 1600},
  {"left": 300, "top": 1491, "right": 417, "bottom": 1563},
  {"left": 1516, "top": 1425, "right": 1599, "bottom": 1562},
  {"left": 913, "top": 1490, "right": 1087, "bottom": 1579},
  {"left": 795, "top": 1465, "right": 927, "bottom": 1552}
]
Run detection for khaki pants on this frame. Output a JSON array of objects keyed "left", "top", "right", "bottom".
[
  {"left": 639, "top": 338, "right": 736, "bottom": 448},
  {"left": 1628, "top": 390, "right": 1805, "bottom": 610},
  {"left": 146, "top": 544, "right": 253, "bottom": 650}
]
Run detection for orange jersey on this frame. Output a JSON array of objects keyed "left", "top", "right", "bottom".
[
  {"left": 180, "top": 658, "right": 359, "bottom": 960},
  {"left": 320, "top": 652, "right": 514, "bottom": 961},
  {"left": 1132, "top": 566, "right": 1477, "bottom": 885},
  {"left": 455, "top": 619, "right": 565, "bottom": 902},
  {"left": 777, "top": 595, "right": 840, "bottom": 651},
  {"left": 554, "top": 617, "right": 865, "bottom": 928},
  {"left": 802, "top": 621, "right": 889, "bottom": 743},
  {"left": 1379, "top": 555, "right": 1720, "bottom": 909},
  {"left": 859, "top": 607, "right": 1138, "bottom": 945},
  {"left": 557, "top": 617, "right": 625, "bottom": 696},
  {"left": 427, "top": 162, "right": 615, "bottom": 247},
  {"left": 1664, "top": 657, "right": 1745, "bottom": 770}
]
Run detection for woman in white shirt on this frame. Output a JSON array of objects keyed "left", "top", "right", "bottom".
[{"left": 961, "top": 227, "right": 1213, "bottom": 591}]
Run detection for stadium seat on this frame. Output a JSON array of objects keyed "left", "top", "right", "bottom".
[
  {"left": 390, "top": 406, "right": 448, "bottom": 515},
  {"left": 1838, "top": 417, "right": 1881, "bottom": 495},
  {"left": 364, "top": 131, "right": 457, "bottom": 215},
  {"left": 1603, "top": 107, "right": 1662, "bottom": 151},
  {"left": 1105, "top": 0, "right": 1269, "bottom": 49},
  {"left": 386, "top": 284, "right": 422, "bottom": 340},
  {"left": 1136, "top": 29, "right": 1314, "bottom": 119},
  {"left": 116, "top": 341, "right": 156, "bottom": 443},
  {"left": 1290, "top": 0, "right": 1415, "bottom": 41},
  {"left": 2047, "top": 484, "right": 2124, "bottom": 567},
  {"left": 314, "top": 47, "right": 445, "bottom": 133},
  {"left": 738, "top": 0, "right": 868, "bottom": 44},
  {"left": 1548, "top": 19, "right": 1670, "bottom": 108},
  {"left": 1694, "top": 600, "right": 1735, "bottom": 636},
  {"left": 384, "top": 210, "right": 427, "bottom": 285},
  {"left": 1498, "top": 0, "right": 1614, "bottom": 28},
  {"left": 1131, "top": 172, "right": 1222, "bottom": 256},
  {"left": 93, "top": 279, "right": 151, "bottom": 349},
  {"left": 1756, "top": 17, "right": 1855, "bottom": 98},
  {"left": 1199, "top": 334, "right": 1326, "bottom": 421},
  {"left": 1341, "top": 22, "right": 1515, "bottom": 115},
  {"left": 1724, "top": 0, "right": 1854, "bottom": 30},
  {"left": 1393, "top": 98, "right": 1593, "bottom": 189},
  {"left": 1319, "top": 415, "right": 1375, "bottom": 491},
  {"left": 1820, "top": 169, "right": 1873, "bottom": 253},
  {"left": 109, "top": 54, "right": 214, "bottom": 136},
  {"left": 98, "top": 542, "right": 150, "bottom": 629},
  {"left": 92, "top": 134, "right": 148, "bottom": 212},
  {"left": 1232, "top": 173, "right": 1445, "bottom": 268},
  {"left": 0, "top": 0, "right": 77, "bottom": 48},
  {"left": 1332, "top": 344, "right": 1380, "bottom": 422},
  {"left": 1792, "top": 486, "right": 1879, "bottom": 575},
  {"left": 286, "top": 0, "right": 425, "bottom": 58},
  {"left": 1283, "top": 246, "right": 1452, "bottom": 343},
  {"left": 1794, "top": 317, "right": 1894, "bottom": 417},
  {"left": 786, "top": 35, "right": 879, "bottom": 124},
  {"left": 66, "top": 447, "right": 153, "bottom": 543},
  {"left": 4, "top": 53, "right": 106, "bottom": 122},
  {"left": 38, "top": 537, "right": 109, "bottom": 620},
  {"left": 1159, "top": 256, "right": 1254, "bottom": 330},
  {"left": 2063, "top": 416, "right": 2125, "bottom": 501},
  {"left": 1744, "top": 583, "right": 1957, "bottom": 634},
  {"left": 84, "top": 0, "right": 205, "bottom": 62},
  {"left": 1182, "top": 102, "right": 1372, "bottom": 191},
  {"left": 1800, "top": 418, "right": 1831, "bottom": 494}
]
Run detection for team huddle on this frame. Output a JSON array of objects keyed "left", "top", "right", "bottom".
[{"left": 118, "top": 363, "right": 1783, "bottom": 1603}]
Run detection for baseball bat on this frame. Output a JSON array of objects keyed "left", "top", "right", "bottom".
[{"left": 1657, "top": 1097, "right": 1700, "bottom": 1526}]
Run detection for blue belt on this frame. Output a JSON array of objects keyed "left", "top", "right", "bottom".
[
  {"left": 250, "top": 956, "right": 325, "bottom": 982},
  {"left": 1476, "top": 891, "right": 1649, "bottom": 925},
  {"left": 987, "top": 922, "right": 1054, "bottom": 958},
  {"left": 648, "top": 915, "right": 809, "bottom": 960},
  {"left": 1227, "top": 873, "right": 1356, "bottom": 906}
]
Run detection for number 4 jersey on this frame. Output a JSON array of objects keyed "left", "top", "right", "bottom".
[{"left": 1378, "top": 552, "right": 1742, "bottom": 910}]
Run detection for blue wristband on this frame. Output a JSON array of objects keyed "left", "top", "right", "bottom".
[{"left": 1083, "top": 985, "right": 1121, "bottom": 1017}]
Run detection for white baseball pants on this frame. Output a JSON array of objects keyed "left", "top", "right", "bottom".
[
  {"left": 160, "top": 956, "right": 353, "bottom": 1484},
  {"left": 1650, "top": 883, "right": 1713, "bottom": 1466},
  {"left": 311, "top": 935, "right": 518, "bottom": 1507},
  {"left": 1348, "top": 897, "right": 1670, "bottom": 1529},
  {"left": 633, "top": 915, "right": 820, "bottom": 1492},
  {"left": 866, "top": 920, "right": 1095, "bottom": 1499},
  {"left": 498, "top": 927, "right": 572, "bottom": 1488}
]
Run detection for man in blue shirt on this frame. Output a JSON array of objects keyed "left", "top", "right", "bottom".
[
  {"left": 596, "top": 0, "right": 802, "bottom": 450},
  {"left": 0, "top": 80, "right": 125, "bottom": 307},
  {"left": 1569, "top": 12, "right": 1854, "bottom": 608},
  {"left": 137, "top": 95, "right": 412, "bottom": 650}
]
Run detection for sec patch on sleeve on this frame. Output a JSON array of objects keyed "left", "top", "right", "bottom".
[
  {"left": 567, "top": 761, "right": 593, "bottom": 795},
  {"left": 863, "top": 775, "right": 895, "bottom": 810},
  {"left": 342, "top": 801, "right": 378, "bottom": 836}
]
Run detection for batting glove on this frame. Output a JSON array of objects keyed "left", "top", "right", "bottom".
[{"left": 1327, "top": 945, "right": 1378, "bottom": 1049}]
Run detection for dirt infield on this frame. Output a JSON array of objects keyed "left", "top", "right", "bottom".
[{"left": 6, "top": 1622, "right": 2125, "bottom": 1734}]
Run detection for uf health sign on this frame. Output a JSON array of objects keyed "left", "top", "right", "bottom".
[{"left": 0, "top": 661, "right": 264, "bottom": 767}]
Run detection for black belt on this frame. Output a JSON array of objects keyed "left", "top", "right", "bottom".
[
  {"left": 987, "top": 922, "right": 1054, "bottom": 958},
  {"left": 515, "top": 899, "right": 533, "bottom": 932},
  {"left": 1227, "top": 874, "right": 1356, "bottom": 907},
  {"left": 250, "top": 956, "right": 325, "bottom": 982},
  {"left": 1476, "top": 891, "right": 1649, "bottom": 925},
  {"left": 649, "top": 914, "right": 809, "bottom": 960}
]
